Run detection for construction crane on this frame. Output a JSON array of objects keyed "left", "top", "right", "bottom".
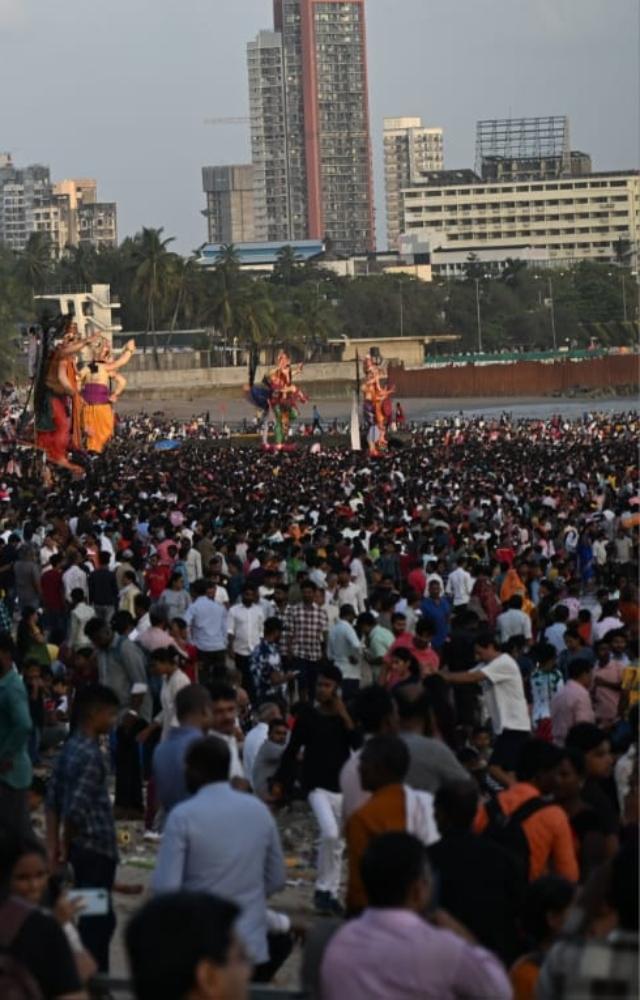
[{"left": 203, "top": 117, "right": 250, "bottom": 126}]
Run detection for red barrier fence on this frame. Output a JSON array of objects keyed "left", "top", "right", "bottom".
[{"left": 389, "top": 354, "right": 639, "bottom": 398}]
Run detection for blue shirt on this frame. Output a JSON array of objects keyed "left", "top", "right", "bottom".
[
  {"left": 185, "top": 596, "right": 227, "bottom": 652},
  {"left": 152, "top": 782, "right": 285, "bottom": 963},
  {"left": 0, "top": 667, "right": 32, "bottom": 790},
  {"left": 46, "top": 732, "right": 117, "bottom": 859},
  {"left": 152, "top": 725, "right": 202, "bottom": 814},
  {"left": 420, "top": 596, "right": 452, "bottom": 651}
]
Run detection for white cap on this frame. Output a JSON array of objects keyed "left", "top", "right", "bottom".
[{"left": 131, "top": 683, "right": 148, "bottom": 695}]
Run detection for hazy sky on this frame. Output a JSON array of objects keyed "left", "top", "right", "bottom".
[{"left": 1, "top": 0, "right": 638, "bottom": 252}]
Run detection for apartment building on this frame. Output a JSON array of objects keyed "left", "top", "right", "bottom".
[
  {"left": 77, "top": 202, "right": 118, "bottom": 250},
  {"left": 402, "top": 170, "right": 640, "bottom": 264},
  {"left": 384, "top": 117, "right": 444, "bottom": 249},
  {"left": 249, "top": 0, "right": 375, "bottom": 255},
  {"left": 201, "top": 165, "right": 255, "bottom": 244}
]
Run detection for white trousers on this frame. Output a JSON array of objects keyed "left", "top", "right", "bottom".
[{"left": 308, "top": 788, "right": 344, "bottom": 896}]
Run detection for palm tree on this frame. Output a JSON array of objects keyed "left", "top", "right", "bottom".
[
  {"left": 132, "top": 227, "right": 176, "bottom": 362},
  {"left": 165, "top": 255, "right": 203, "bottom": 351},
  {"left": 271, "top": 245, "right": 302, "bottom": 287},
  {"left": 18, "top": 232, "right": 53, "bottom": 293},
  {"left": 236, "top": 288, "right": 276, "bottom": 358},
  {"left": 207, "top": 245, "right": 242, "bottom": 365},
  {"left": 501, "top": 257, "right": 527, "bottom": 288},
  {"left": 293, "top": 285, "right": 336, "bottom": 360}
]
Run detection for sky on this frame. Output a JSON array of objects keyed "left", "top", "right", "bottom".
[{"left": 1, "top": 0, "right": 638, "bottom": 253}]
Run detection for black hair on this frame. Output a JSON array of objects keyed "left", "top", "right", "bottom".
[
  {"left": 73, "top": 683, "right": 119, "bottom": 723},
  {"left": 318, "top": 663, "right": 343, "bottom": 685},
  {"left": 126, "top": 892, "right": 240, "bottom": 1000},
  {"left": 263, "top": 616, "right": 283, "bottom": 636},
  {"left": 434, "top": 780, "right": 479, "bottom": 831},
  {"left": 339, "top": 604, "right": 355, "bottom": 619},
  {"left": 565, "top": 723, "right": 608, "bottom": 755},
  {"left": 0, "top": 631, "right": 16, "bottom": 656},
  {"left": 352, "top": 685, "right": 394, "bottom": 734},
  {"left": 559, "top": 746, "right": 586, "bottom": 776},
  {"left": 176, "top": 684, "right": 211, "bottom": 723},
  {"left": 568, "top": 659, "right": 592, "bottom": 681},
  {"left": 185, "top": 737, "right": 231, "bottom": 792},
  {"left": 515, "top": 739, "right": 564, "bottom": 782},
  {"left": 475, "top": 631, "right": 498, "bottom": 649},
  {"left": 84, "top": 617, "right": 110, "bottom": 641},
  {"left": 610, "top": 843, "right": 638, "bottom": 931},
  {"left": 520, "top": 876, "right": 574, "bottom": 944},
  {"left": 111, "top": 610, "right": 135, "bottom": 635},
  {"left": 360, "top": 832, "right": 428, "bottom": 908},
  {"left": 509, "top": 594, "right": 523, "bottom": 610},
  {"left": 361, "top": 734, "right": 409, "bottom": 784},
  {"left": 268, "top": 717, "right": 287, "bottom": 733},
  {"left": 208, "top": 682, "right": 237, "bottom": 704}
]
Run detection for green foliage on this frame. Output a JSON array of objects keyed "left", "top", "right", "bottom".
[{"left": 0, "top": 233, "right": 636, "bottom": 371}]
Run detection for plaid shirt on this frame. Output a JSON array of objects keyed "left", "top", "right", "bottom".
[
  {"left": 46, "top": 732, "right": 117, "bottom": 860},
  {"left": 0, "top": 599, "right": 11, "bottom": 633},
  {"left": 283, "top": 602, "right": 328, "bottom": 662},
  {"left": 249, "top": 638, "right": 283, "bottom": 702},
  {"left": 537, "top": 931, "right": 638, "bottom": 999}
]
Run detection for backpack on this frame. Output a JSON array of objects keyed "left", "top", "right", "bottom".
[
  {"left": 0, "top": 898, "right": 43, "bottom": 1000},
  {"left": 483, "top": 794, "right": 549, "bottom": 875}
]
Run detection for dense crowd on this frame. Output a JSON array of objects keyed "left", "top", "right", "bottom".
[{"left": 0, "top": 408, "right": 638, "bottom": 999}]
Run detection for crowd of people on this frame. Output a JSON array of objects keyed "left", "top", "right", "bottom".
[{"left": 0, "top": 407, "right": 638, "bottom": 999}]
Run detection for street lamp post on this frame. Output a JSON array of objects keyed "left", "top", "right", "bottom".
[
  {"left": 474, "top": 276, "right": 483, "bottom": 354},
  {"left": 399, "top": 281, "right": 405, "bottom": 337},
  {"left": 547, "top": 277, "right": 558, "bottom": 352}
]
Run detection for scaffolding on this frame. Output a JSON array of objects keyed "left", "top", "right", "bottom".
[{"left": 475, "top": 116, "right": 571, "bottom": 178}]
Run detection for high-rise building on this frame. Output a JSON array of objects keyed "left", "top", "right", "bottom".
[
  {"left": 249, "top": 0, "right": 375, "bottom": 254},
  {"left": 384, "top": 117, "right": 444, "bottom": 249},
  {"left": 0, "top": 157, "right": 117, "bottom": 255},
  {"left": 202, "top": 165, "right": 255, "bottom": 244},
  {"left": 475, "top": 116, "right": 592, "bottom": 183}
]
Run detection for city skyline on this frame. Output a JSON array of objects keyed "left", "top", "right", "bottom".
[{"left": 0, "top": 0, "right": 638, "bottom": 253}]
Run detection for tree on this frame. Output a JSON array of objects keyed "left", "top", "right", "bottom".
[
  {"left": 132, "top": 227, "right": 176, "bottom": 362},
  {"left": 207, "top": 245, "right": 243, "bottom": 364},
  {"left": 501, "top": 258, "right": 527, "bottom": 288},
  {"left": 271, "top": 245, "right": 303, "bottom": 287},
  {"left": 18, "top": 232, "right": 53, "bottom": 293},
  {"left": 165, "top": 255, "right": 204, "bottom": 350}
]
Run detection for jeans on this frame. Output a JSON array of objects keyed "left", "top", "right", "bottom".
[
  {"left": 293, "top": 657, "right": 321, "bottom": 701},
  {"left": 197, "top": 649, "right": 227, "bottom": 688},
  {"left": 308, "top": 788, "right": 343, "bottom": 897},
  {"left": 235, "top": 653, "right": 255, "bottom": 703},
  {"left": 69, "top": 844, "right": 117, "bottom": 973},
  {"left": 340, "top": 678, "right": 360, "bottom": 703}
]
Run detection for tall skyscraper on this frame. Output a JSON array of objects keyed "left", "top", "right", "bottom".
[
  {"left": 202, "top": 165, "right": 255, "bottom": 244},
  {"left": 249, "top": 0, "right": 375, "bottom": 254},
  {"left": 384, "top": 117, "right": 444, "bottom": 249}
]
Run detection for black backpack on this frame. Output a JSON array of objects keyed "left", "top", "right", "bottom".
[
  {"left": 483, "top": 794, "right": 549, "bottom": 875},
  {"left": 0, "top": 898, "right": 43, "bottom": 1000}
]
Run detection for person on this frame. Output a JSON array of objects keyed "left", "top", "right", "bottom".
[
  {"left": 126, "top": 891, "right": 250, "bottom": 1000},
  {"left": 544, "top": 605, "right": 570, "bottom": 655},
  {"left": 242, "top": 702, "right": 280, "bottom": 787},
  {"left": 445, "top": 557, "right": 473, "bottom": 610},
  {"left": 153, "top": 684, "right": 214, "bottom": 815},
  {"left": 79, "top": 336, "right": 135, "bottom": 453},
  {"left": 252, "top": 717, "right": 289, "bottom": 799},
  {"left": 327, "top": 604, "right": 362, "bottom": 700},
  {"left": 68, "top": 588, "right": 95, "bottom": 652},
  {"left": 420, "top": 579, "right": 452, "bottom": 652},
  {"left": 381, "top": 646, "right": 421, "bottom": 690},
  {"left": 158, "top": 572, "right": 191, "bottom": 622},
  {"left": 554, "top": 747, "right": 609, "bottom": 879},
  {"left": 45, "top": 683, "right": 120, "bottom": 972},
  {"left": 4, "top": 832, "right": 97, "bottom": 986},
  {"left": 550, "top": 659, "right": 595, "bottom": 746},
  {"left": 40, "top": 553, "right": 67, "bottom": 642},
  {"left": 207, "top": 682, "right": 246, "bottom": 781},
  {"left": 358, "top": 611, "right": 394, "bottom": 682},
  {"left": 339, "top": 685, "right": 397, "bottom": 823},
  {"left": 85, "top": 612, "right": 151, "bottom": 720},
  {"left": 442, "top": 631, "right": 531, "bottom": 785},
  {"left": 537, "top": 843, "right": 638, "bottom": 999},
  {"left": 530, "top": 642, "right": 565, "bottom": 741},
  {"left": 114, "top": 682, "right": 148, "bottom": 819},
  {"left": 248, "top": 617, "right": 295, "bottom": 706},
  {"left": 88, "top": 551, "right": 119, "bottom": 624},
  {"left": 13, "top": 545, "right": 41, "bottom": 614},
  {"left": 565, "top": 723, "right": 619, "bottom": 856},
  {"left": 429, "top": 780, "right": 526, "bottom": 964},
  {"left": 592, "top": 636, "right": 625, "bottom": 731},
  {"left": 275, "top": 664, "right": 359, "bottom": 916},
  {"left": 509, "top": 876, "right": 575, "bottom": 1000},
  {"left": 283, "top": 580, "right": 328, "bottom": 700},
  {"left": 394, "top": 689, "right": 469, "bottom": 792},
  {"left": 497, "top": 594, "right": 533, "bottom": 645},
  {"left": 320, "top": 831, "right": 512, "bottom": 1000},
  {"left": 227, "top": 584, "right": 265, "bottom": 700},
  {"left": 0, "top": 831, "right": 85, "bottom": 999},
  {"left": 0, "top": 631, "right": 32, "bottom": 837},
  {"left": 140, "top": 646, "right": 191, "bottom": 744},
  {"left": 184, "top": 579, "right": 228, "bottom": 685},
  {"left": 152, "top": 736, "right": 286, "bottom": 973},
  {"left": 346, "top": 735, "right": 439, "bottom": 914},
  {"left": 474, "top": 739, "right": 579, "bottom": 883}
]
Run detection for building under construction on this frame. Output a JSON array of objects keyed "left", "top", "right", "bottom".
[{"left": 475, "top": 115, "right": 591, "bottom": 183}]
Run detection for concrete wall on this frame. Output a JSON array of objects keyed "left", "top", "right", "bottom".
[{"left": 389, "top": 354, "right": 639, "bottom": 398}]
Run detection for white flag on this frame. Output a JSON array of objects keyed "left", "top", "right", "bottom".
[{"left": 350, "top": 392, "right": 361, "bottom": 451}]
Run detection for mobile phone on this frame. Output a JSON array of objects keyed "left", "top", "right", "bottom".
[{"left": 67, "top": 888, "right": 109, "bottom": 916}]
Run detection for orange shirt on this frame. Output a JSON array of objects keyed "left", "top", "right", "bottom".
[
  {"left": 510, "top": 955, "right": 541, "bottom": 1000},
  {"left": 473, "top": 782, "right": 578, "bottom": 883},
  {"left": 346, "top": 783, "right": 406, "bottom": 913}
]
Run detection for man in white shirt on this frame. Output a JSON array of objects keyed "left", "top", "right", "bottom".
[
  {"left": 336, "top": 568, "right": 365, "bottom": 616},
  {"left": 496, "top": 595, "right": 532, "bottom": 645},
  {"left": 182, "top": 541, "right": 202, "bottom": 584},
  {"left": 208, "top": 683, "right": 245, "bottom": 782},
  {"left": 445, "top": 558, "right": 473, "bottom": 609},
  {"left": 328, "top": 605, "right": 362, "bottom": 700},
  {"left": 243, "top": 702, "right": 281, "bottom": 789},
  {"left": 63, "top": 552, "right": 89, "bottom": 603},
  {"left": 441, "top": 632, "right": 531, "bottom": 785},
  {"left": 227, "top": 584, "right": 265, "bottom": 700}
]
